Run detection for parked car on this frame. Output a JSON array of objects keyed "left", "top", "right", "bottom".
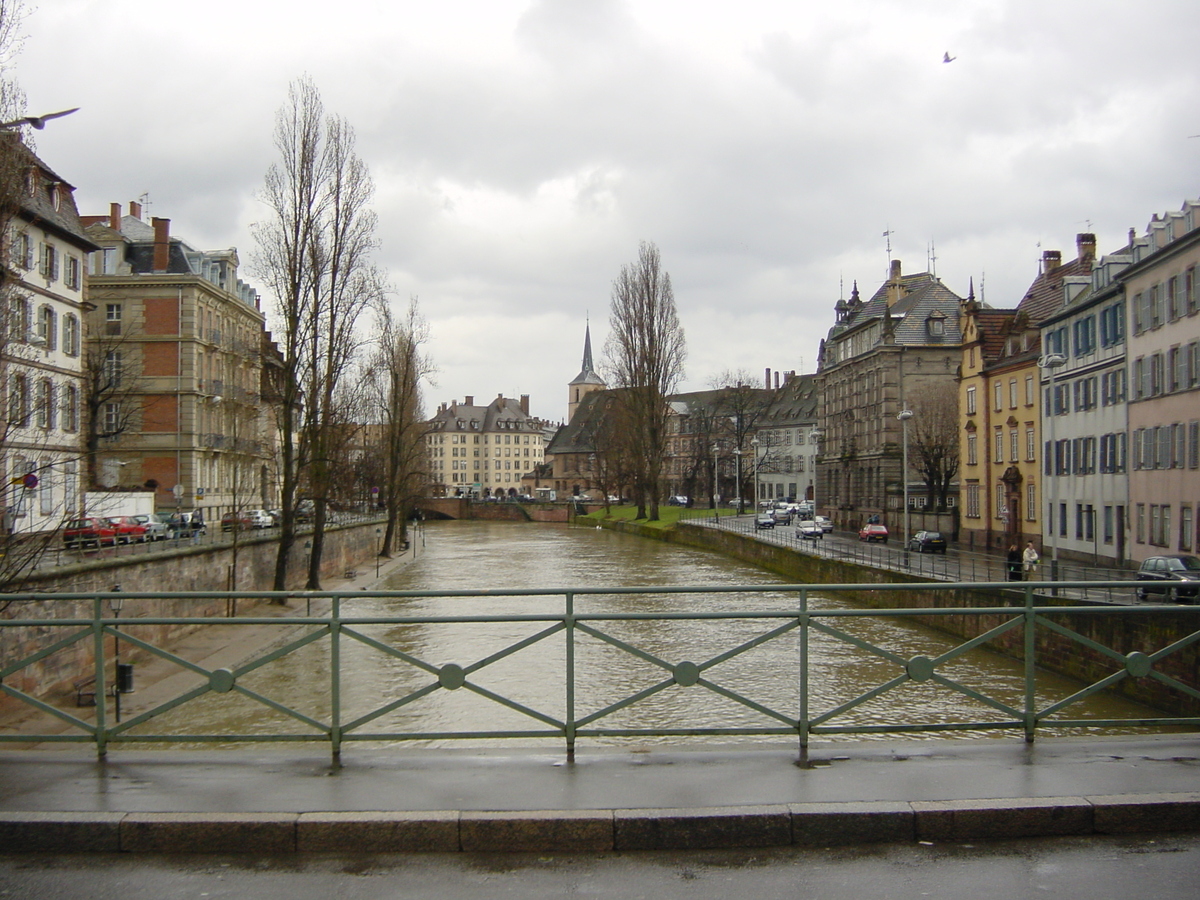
[
  {"left": 908, "top": 530, "right": 947, "bottom": 554},
  {"left": 795, "top": 520, "right": 824, "bottom": 540},
  {"left": 221, "top": 509, "right": 274, "bottom": 532},
  {"left": 755, "top": 513, "right": 776, "bottom": 529},
  {"left": 166, "top": 511, "right": 207, "bottom": 537},
  {"left": 132, "top": 513, "right": 170, "bottom": 541},
  {"left": 815, "top": 516, "right": 833, "bottom": 533},
  {"left": 772, "top": 508, "right": 793, "bottom": 525},
  {"left": 858, "top": 523, "right": 889, "bottom": 543},
  {"left": 1135, "top": 555, "right": 1200, "bottom": 603},
  {"left": 668, "top": 495, "right": 690, "bottom": 506},
  {"left": 107, "top": 516, "right": 149, "bottom": 543},
  {"left": 63, "top": 517, "right": 118, "bottom": 549}
]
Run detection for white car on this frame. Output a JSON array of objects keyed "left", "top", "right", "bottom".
[
  {"left": 795, "top": 520, "right": 823, "bottom": 540},
  {"left": 814, "top": 516, "right": 833, "bottom": 533},
  {"left": 131, "top": 513, "right": 170, "bottom": 541}
]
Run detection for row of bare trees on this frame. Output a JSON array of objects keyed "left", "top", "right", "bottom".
[{"left": 252, "top": 77, "right": 432, "bottom": 590}]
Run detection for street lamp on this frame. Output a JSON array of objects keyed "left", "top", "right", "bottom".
[
  {"left": 751, "top": 438, "right": 761, "bottom": 511},
  {"left": 712, "top": 443, "right": 719, "bottom": 518},
  {"left": 897, "top": 409, "right": 914, "bottom": 559},
  {"left": 1039, "top": 352, "right": 1067, "bottom": 588},
  {"left": 733, "top": 447, "right": 743, "bottom": 515},
  {"left": 809, "top": 429, "right": 824, "bottom": 517}
]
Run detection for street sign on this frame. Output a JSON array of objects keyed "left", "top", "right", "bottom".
[{"left": 22, "top": 473, "right": 38, "bottom": 489}]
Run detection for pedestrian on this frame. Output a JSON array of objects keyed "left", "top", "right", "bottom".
[
  {"left": 1023, "top": 541, "right": 1040, "bottom": 577},
  {"left": 1006, "top": 545, "right": 1022, "bottom": 581}
]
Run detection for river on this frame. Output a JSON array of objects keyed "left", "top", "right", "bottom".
[{"left": 133, "top": 520, "right": 1164, "bottom": 749}]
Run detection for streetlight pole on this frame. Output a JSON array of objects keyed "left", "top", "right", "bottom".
[
  {"left": 751, "top": 438, "right": 761, "bottom": 511},
  {"left": 1039, "top": 353, "right": 1067, "bottom": 589},
  {"left": 733, "top": 447, "right": 743, "bottom": 515},
  {"left": 897, "top": 409, "right": 913, "bottom": 561},
  {"left": 809, "top": 428, "right": 824, "bottom": 517},
  {"left": 712, "top": 443, "right": 719, "bottom": 520}
]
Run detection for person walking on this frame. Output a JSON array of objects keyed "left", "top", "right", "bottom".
[
  {"left": 1006, "top": 545, "right": 1022, "bottom": 581},
  {"left": 1023, "top": 541, "right": 1040, "bottom": 577}
]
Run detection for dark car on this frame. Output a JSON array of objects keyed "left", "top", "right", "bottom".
[
  {"left": 166, "top": 511, "right": 206, "bottom": 537},
  {"left": 908, "top": 530, "right": 947, "bottom": 553},
  {"left": 858, "top": 523, "right": 889, "bottom": 543},
  {"left": 1135, "top": 555, "right": 1200, "bottom": 602}
]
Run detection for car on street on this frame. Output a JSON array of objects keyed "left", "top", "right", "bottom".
[
  {"left": 755, "top": 513, "right": 776, "bottom": 529},
  {"left": 795, "top": 519, "right": 823, "bottom": 540},
  {"left": 1135, "top": 555, "right": 1200, "bottom": 602},
  {"left": 908, "top": 530, "right": 947, "bottom": 553},
  {"left": 858, "top": 523, "right": 889, "bottom": 543},
  {"left": 221, "top": 509, "right": 274, "bottom": 532},
  {"left": 772, "top": 508, "right": 793, "bottom": 525},
  {"left": 107, "top": 516, "right": 149, "bottom": 543},
  {"left": 132, "top": 513, "right": 170, "bottom": 541},
  {"left": 166, "top": 511, "right": 206, "bottom": 537},
  {"left": 62, "top": 517, "right": 119, "bottom": 549},
  {"left": 815, "top": 516, "right": 833, "bottom": 533}
]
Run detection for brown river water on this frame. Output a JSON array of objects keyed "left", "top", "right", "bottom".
[{"left": 122, "top": 520, "right": 1166, "bottom": 749}]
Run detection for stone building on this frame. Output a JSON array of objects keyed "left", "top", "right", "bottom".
[
  {"left": 81, "top": 201, "right": 269, "bottom": 519},
  {"left": 425, "top": 394, "right": 546, "bottom": 497},
  {"left": 815, "top": 260, "right": 964, "bottom": 533},
  {"left": 1, "top": 144, "right": 97, "bottom": 534}
]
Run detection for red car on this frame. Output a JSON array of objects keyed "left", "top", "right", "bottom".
[
  {"left": 107, "top": 516, "right": 150, "bottom": 543},
  {"left": 858, "top": 523, "right": 889, "bottom": 543},
  {"left": 63, "top": 517, "right": 119, "bottom": 549}
]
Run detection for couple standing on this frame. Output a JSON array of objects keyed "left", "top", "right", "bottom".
[{"left": 1007, "top": 541, "right": 1040, "bottom": 581}]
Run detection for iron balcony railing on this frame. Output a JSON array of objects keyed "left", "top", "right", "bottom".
[{"left": 1, "top": 584, "right": 1197, "bottom": 761}]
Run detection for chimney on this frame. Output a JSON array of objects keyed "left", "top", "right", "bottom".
[
  {"left": 520, "top": 394, "right": 530, "bottom": 415},
  {"left": 1042, "top": 250, "right": 1062, "bottom": 273},
  {"left": 886, "top": 259, "right": 903, "bottom": 306},
  {"left": 129, "top": 200, "right": 142, "bottom": 220},
  {"left": 1076, "top": 232, "right": 1096, "bottom": 262},
  {"left": 152, "top": 217, "right": 171, "bottom": 272},
  {"left": 765, "top": 367, "right": 772, "bottom": 389},
  {"left": 464, "top": 395, "right": 473, "bottom": 406},
  {"left": 774, "top": 371, "right": 780, "bottom": 390},
  {"left": 109, "top": 203, "right": 121, "bottom": 231}
]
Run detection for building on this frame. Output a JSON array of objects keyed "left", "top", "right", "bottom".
[
  {"left": 815, "top": 260, "right": 964, "bottom": 532},
  {"left": 754, "top": 371, "right": 820, "bottom": 504},
  {"left": 1, "top": 143, "right": 97, "bottom": 533},
  {"left": 425, "top": 394, "right": 546, "bottom": 497},
  {"left": 567, "top": 322, "right": 605, "bottom": 423},
  {"left": 1122, "top": 200, "right": 1200, "bottom": 562},
  {"left": 81, "top": 201, "right": 270, "bottom": 519}
]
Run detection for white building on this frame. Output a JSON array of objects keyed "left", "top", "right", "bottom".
[{"left": 2, "top": 144, "right": 96, "bottom": 534}]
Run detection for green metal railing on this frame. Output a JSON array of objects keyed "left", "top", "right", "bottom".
[{"left": 1, "top": 583, "right": 1198, "bottom": 759}]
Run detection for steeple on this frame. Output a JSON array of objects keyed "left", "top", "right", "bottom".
[{"left": 567, "top": 320, "right": 606, "bottom": 424}]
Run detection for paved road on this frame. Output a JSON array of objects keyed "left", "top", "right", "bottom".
[{"left": 3, "top": 833, "right": 1198, "bottom": 899}]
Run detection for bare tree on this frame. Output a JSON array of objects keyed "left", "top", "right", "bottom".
[
  {"left": 81, "top": 329, "right": 145, "bottom": 489},
  {"left": 366, "top": 296, "right": 433, "bottom": 557},
  {"left": 252, "top": 77, "right": 377, "bottom": 590},
  {"left": 907, "top": 381, "right": 960, "bottom": 511},
  {"left": 708, "top": 370, "right": 773, "bottom": 512},
  {"left": 603, "top": 241, "right": 686, "bottom": 521}
]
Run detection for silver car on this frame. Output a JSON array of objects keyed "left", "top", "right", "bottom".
[{"left": 132, "top": 513, "right": 170, "bottom": 541}]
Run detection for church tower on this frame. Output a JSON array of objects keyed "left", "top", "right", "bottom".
[{"left": 567, "top": 322, "right": 606, "bottom": 423}]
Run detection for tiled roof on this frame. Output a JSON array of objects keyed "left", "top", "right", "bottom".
[
  {"left": 1015, "top": 256, "right": 1093, "bottom": 324},
  {"left": 10, "top": 139, "right": 98, "bottom": 251}
]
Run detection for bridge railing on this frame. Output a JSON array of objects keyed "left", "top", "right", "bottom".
[{"left": 1, "top": 583, "right": 1197, "bottom": 760}]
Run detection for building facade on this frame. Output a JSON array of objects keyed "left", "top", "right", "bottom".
[
  {"left": 426, "top": 394, "right": 546, "bottom": 497},
  {"left": 755, "top": 372, "right": 819, "bottom": 504},
  {"left": 81, "top": 202, "right": 270, "bottom": 519},
  {"left": 2, "top": 146, "right": 97, "bottom": 534}
]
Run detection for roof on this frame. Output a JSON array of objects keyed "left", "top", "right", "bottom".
[
  {"left": 570, "top": 323, "right": 605, "bottom": 387},
  {"left": 428, "top": 395, "right": 542, "bottom": 435},
  {"left": 8, "top": 138, "right": 99, "bottom": 251}
]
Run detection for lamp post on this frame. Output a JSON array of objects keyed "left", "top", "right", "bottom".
[
  {"left": 376, "top": 527, "right": 382, "bottom": 578},
  {"left": 809, "top": 428, "right": 824, "bottom": 517},
  {"left": 733, "top": 447, "right": 743, "bottom": 515},
  {"left": 1039, "top": 353, "right": 1067, "bottom": 589},
  {"left": 751, "top": 438, "right": 761, "bottom": 512},
  {"left": 897, "top": 409, "right": 913, "bottom": 561},
  {"left": 712, "top": 443, "right": 720, "bottom": 520},
  {"left": 109, "top": 587, "right": 127, "bottom": 723}
]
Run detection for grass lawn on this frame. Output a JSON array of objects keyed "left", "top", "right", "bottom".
[{"left": 574, "top": 503, "right": 742, "bottom": 531}]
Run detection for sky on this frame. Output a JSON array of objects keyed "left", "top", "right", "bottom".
[{"left": 15, "top": 0, "right": 1200, "bottom": 423}]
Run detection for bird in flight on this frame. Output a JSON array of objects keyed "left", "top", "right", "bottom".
[
  {"left": 0, "top": 108, "right": 80, "bottom": 130},
  {"left": 943, "top": 52, "right": 957, "bottom": 63}
]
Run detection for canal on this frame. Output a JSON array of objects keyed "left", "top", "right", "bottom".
[{"left": 133, "top": 520, "right": 1163, "bottom": 748}]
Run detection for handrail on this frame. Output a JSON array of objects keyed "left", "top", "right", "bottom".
[{"left": 1, "top": 583, "right": 1197, "bottom": 760}]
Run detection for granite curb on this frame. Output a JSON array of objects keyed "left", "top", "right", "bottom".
[{"left": 3, "top": 793, "right": 1200, "bottom": 854}]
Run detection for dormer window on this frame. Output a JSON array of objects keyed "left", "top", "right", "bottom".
[{"left": 926, "top": 312, "right": 946, "bottom": 337}]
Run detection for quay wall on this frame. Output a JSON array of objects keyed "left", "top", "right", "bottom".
[
  {"left": 596, "top": 518, "right": 1200, "bottom": 718},
  {"left": 0, "top": 522, "right": 383, "bottom": 705}
]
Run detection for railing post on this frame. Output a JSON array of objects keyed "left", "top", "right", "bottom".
[
  {"left": 565, "top": 591, "right": 576, "bottom": 763},
  {"left": 330, "top": 594, "right": 342, "bottom": 764},
  {"left": 93, "top": 596, "right": 107, "bottom": 758},
  {"left": 798, "top": 588, "right": 809, "bottom": 762},
  {"left": 1023, "top": 584, "right": 1036, "bottom": 744}
]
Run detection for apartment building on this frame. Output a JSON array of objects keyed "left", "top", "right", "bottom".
[{"left": 426, "top": 394, "right": 546, "bottom": 497}]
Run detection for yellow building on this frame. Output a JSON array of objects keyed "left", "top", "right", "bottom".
[{"left": 426, "top": 394, "right": 546, "bottom": 498}]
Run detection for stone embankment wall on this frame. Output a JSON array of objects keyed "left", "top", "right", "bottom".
[
  {"left": 1, "top": 522, "right": 383, "bottom": 705},
  {"left": 592, "top": 518, "right": 1200, "bottom": 718}
]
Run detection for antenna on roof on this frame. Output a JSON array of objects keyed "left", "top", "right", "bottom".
[
  {"left": 980, "top": 271, "right": 986, "bottom": 304},
  {"left": 839, "top": 273, "right": 844, "bottom": 300},
  {"left": 929, "top": 238, "right": 938, "bottom": 278},
  {"left": 138, "top": 192, "right": 151, "bottom": 218},
  {"left": 883, "top": 228, "right": 893, "bottom": 272}
]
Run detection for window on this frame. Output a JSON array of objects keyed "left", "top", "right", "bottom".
[
  {"left": 36, "top": 305, "right": 56, "bottom": 350},
  {"left": 103, "top": 351, "right": 123, "bottom": 386},
  {"left": 993, "top": 382, "right": 1002, "bottom": 412},
  {"left": 105, "top": 303, "right": 122, "bottom": 336},
  {"left": 12, "top": 230, "right": 33, "bottom": 270},
  {"left": 1009, "top": 379, "right": 1018, "bottom": 408},
  {"left": 1136, "top": 503, "right": 1145, "bottom": 543},
  {"left": 1026, "top": 428, "right": 1036, "bottom": 461},
  {"left": 1010, "top": 430, "right": 1019, "bottom": 461},
  {"left": 996, "top": 483, "right": 1006, "bottom": 518},
  {"left": 1182, "top": 506, "right": 1194, "bottom": 552},
  {"left": 1168, "top": 276, "right": 1181, "bottom": 321},
  {"left": 1188, "top": 268, "right": 1198, "bottom": 315},
  {"left": 9, "top": 373, "right": 28, "bottom": 427},
  {"left": 65, "top": 256, "right": 81, "bottom": 290},
  {"left": 1024, "top": 375, "right": 1034, "bottom": 405},
  {"left": 994, "top": 428, "right": 1003, "bottom": 462},
  {"left": 1073, "top": 316, "right": 1096, "bottom": 356},
  {"left": 63, "top": 315, "right": 80, "bottom": 357},
  {"left": 39, "top": 243, "right": 59, "bottom": 281},
  {"left": 1104, "top": 506, "right": 1114, "bottom": 544},
  {"left": 1190, "top": 421, "right": 1200, "bottom": 469},
  {"left": 63, "top": 384, "right": 78, "bottom": 432},
  {"left": 966, "top": 386, "right": 976, "bottom": 415},
  {"left": 967, "top": 433, "right": 977, "bottom": 465},
  {"left": 966, "top": 484, "right": 980, "bottom": 518},
  {"left": 35, "top": 379, "right": 53, "bottom": 429},
  {"left": 1027, "top": 483, "right": 1036, "bottom": 520}
]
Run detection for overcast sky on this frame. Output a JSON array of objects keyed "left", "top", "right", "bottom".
[{"left": 17, "top": 0, "right": 1200, "bottom": 423}]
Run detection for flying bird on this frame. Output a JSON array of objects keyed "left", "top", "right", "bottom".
[
  {"left": 943, "top": 52, "right": 957, "bottom": 63},
  {"left": 0, "top": 107, "right": 80, "bottom": 130}
]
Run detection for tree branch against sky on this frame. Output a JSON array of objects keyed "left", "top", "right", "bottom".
[
  {"left": 908, "top": 381, "right": 960, "bottom": 511},
  {"left": 604, "top": 241, "right": 685, "bottom": 521}
]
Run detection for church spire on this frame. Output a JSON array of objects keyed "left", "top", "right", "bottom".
[
  {"left": 581, "top": 321, "right": 595, "bottom": 375},
  {"left": 568, "top": 319, "right": 606, "bottom": 423}
]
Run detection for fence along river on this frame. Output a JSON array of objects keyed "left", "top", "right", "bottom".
[{"left": 96, "top": 519, "right": 1166, "bottom": 751}]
